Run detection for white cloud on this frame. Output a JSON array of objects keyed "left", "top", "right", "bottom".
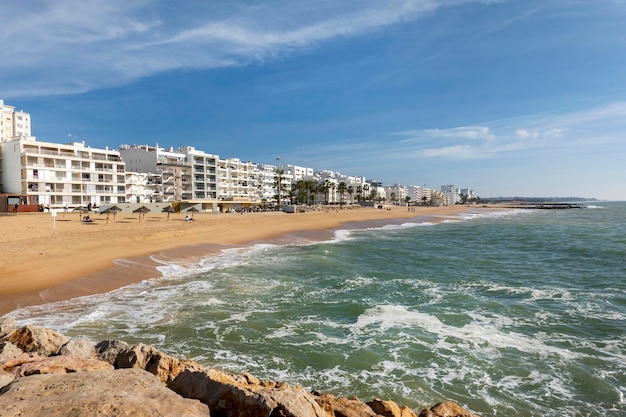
[
  {"left": 0, "top": 0, "right": 500, "bottom": 97},
  {"left": 379, "top": 102, "right": 626, "bottom": 162}
]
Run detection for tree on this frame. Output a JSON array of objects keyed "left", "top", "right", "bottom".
[
  {"left": 337, "top": 182, "right": 347, "bottom": 206},
  {"left": 347, "top": 185, "right": 355, "bottom": 204},
  {"left": 370, "top": 188, "right": 377, "bottom": 202},
  {"left": 274, "top": 169, "right": 287, "bottom": 206},
  {"left": 321, "top": 179, "right": 331, "bottom": 205}
]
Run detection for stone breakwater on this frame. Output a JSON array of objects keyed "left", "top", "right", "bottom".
[{"left": 0, "top": 317, "right": 479, "bottom": 417}]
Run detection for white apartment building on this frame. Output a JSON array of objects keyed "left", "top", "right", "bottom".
[
  {"left": 179, "top": 146, "right": 218, "bottom": 201},
  {"left": 1, "top": 100, "right": 31, "bottom": 142},
  {"left": 217, "top": 157, "right": 260, "bottom": 204},
  {"left": 0, "top": 136, "right": 126, "bottom": 208},
  {"left": 125, "top": 172, "right": 163, "bottom": 204},
  {"left": 280, "top": 164, "right": 314, "bottom": 183},
  {"left": 385, "top": 184, "right": 408, "bottom": 204},
  {"left": 119, "top": 144, "right": 192, "bottom": 202},
  {"left": 257, "top": 164, "right": 277, "bottom": 202},
  {"left": 441, "top": 184, "right": 461, "bottom": 205}
]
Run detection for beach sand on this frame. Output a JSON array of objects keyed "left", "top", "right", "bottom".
[{"left": 0, "top": 205, "right": 480, "bottom": 315}]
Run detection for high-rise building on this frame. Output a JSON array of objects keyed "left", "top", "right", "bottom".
[{"left": 1, "top": 100, "right": 31, "bottom": 142}]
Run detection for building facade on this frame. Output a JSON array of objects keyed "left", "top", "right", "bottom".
[
  {"left": 0, "top": 137, "right": 126, "bottom": 208},
  {"left": 1, "top": 100, "right": 31, "bottom": 142}
]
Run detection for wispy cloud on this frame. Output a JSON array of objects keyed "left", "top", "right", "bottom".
[
  {"left": 302, "top": 101, "right": 626, "bottom": 166},
  {"left": 0, "top": 0, "right": 500, "bottom": 97}
]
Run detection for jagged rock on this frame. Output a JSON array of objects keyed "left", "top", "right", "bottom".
[
  {"left": 0, "top": 316, "right": 16, "bottom": 339},
  {"left": 114, "top": 342, "right": 199, "bottom": 384},
  {"left": 313, "top": 392, "right": 378, "bottom": 417},
  {"left": 367, "top": 398, "right": 418, "bottom": 417},
  {"left": 58, "top": 338, "right": 96, "bottom": 358},
  {"left": 0, "top": 368, "right": 211, "bottom": 417},
  {"left": 0, "top": 341, "right": 23, "bottom": 362},
  {"left": 419, "top": 401, "right": 480, "bottom": 417},
  {"left": 95, "top": 339, "right": 130, "bottom": 364},
  {"left": 1, "top": 353, "right": 113, "bottom": 377},
  {"left": 6, "top": 325, "right": 68, "bottom": 356},
  {"left": 170, "top": 367, "right": 327, "bottom": 417}
]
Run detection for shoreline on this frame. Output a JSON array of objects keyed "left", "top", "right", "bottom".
[{"left": 1, "top": 205, "right": 489, "bottom": 315}]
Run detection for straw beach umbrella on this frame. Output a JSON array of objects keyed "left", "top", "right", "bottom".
[
  {"left": 186, "top": 206, "right": 199, "bottom": 219},
  {"left": 100, "top": 205, "right": 122, "bottom": 224},
  {"left": 133, "top": 206, "right": 150, "bottom": 222},
  {"left": 161, "top": 205, "right": 175, "bottom": 221},
  {"left": 73, "top": 206, "right": 89, "bottom": 220}
]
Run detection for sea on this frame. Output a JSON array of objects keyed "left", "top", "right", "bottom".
[{"left": 8, "top": 202, "right": 626, "bottom": 417}]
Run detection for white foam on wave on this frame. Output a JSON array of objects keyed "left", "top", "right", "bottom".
[
  {"left": 483, "top": 283, "right": 573, "bottom": 301},
  {"left": 352, "top": 304, "right": 582, "bottom": 359},
  {"left": 331, "top": 229, "right": 354, "bottom": 242}
]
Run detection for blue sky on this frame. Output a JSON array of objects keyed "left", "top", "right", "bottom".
[{"left": 2, "top": 0, "right": 625, "bottom": 200}]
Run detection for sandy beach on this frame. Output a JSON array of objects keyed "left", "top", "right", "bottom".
[{"left": 0, "top": 205, "right": 480, "bottom": 315}]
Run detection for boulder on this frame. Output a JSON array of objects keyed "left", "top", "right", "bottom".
[
  {"left": 0, "top": 341, "right": 23, "bottom": 362},
  {"left": 95, "top": 339, "right": 129, "bottom": 364},
  {"left": 313, "top": 392, "right": 378, "bottom": 417},
  {"left": 2, "top": 354, "right": 113, "bottom": 378},
  {"left": 58, "top": 338, "right": 96, "bottom": 358},
  {"left": 0, "top": 368, "right": 211, "bottom": 417},
  {"left": 0, "top": 316, "right": 16, "bottom": 339},
  {"left": 6, "top": 325, "right": 68, "bottom": 356},
  {"left": 419, "top": 401, "right": 480, "bottom": 417},
  {"left": 367, "top": 398, "right": 418, "bottom": 417},
  {"left": 170, "top": 367, "right": 327, "bottom": 417},
  {"left": 114, "top": 342, "right": 199, "bottom": 384}
]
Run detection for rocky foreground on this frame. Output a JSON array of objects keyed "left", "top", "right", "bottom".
[{"left": 0, "top": 317, "right": 479, "bottom": 417}]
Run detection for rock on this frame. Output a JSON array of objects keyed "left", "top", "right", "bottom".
[
  {"left": 367, "top": 398, "right": 418, "bottom": 417},
  {"left": 0, "top": 316, "right": 16, "bottom": 339},
  {"left": 0, "top": 368, "right": 211, "bottom": 417},
  {"left": 2, "top": 354, "right": 113, "bottom": 378},
  {"left": 313, "top": 392, "right": 378, "bottom": 417},
  {"left": 58, "top": 338, "right": 96, "bottom": 358},
  {"left": 170, "top": 367, "right": 327, "bottom": 417},
  {"left": 95, "top": 339, "right": 129, "bottom": 364},
  {"left": 0, "top": 341, "right": 23, "bottom": 362},
  {"left": 114, "top": 342, "right": 198, "bottom": 384},
  {"left": 419, "top": 401, "right": 480, "bottom": 417},
  {"left": 6, "top": 325, "right": 68, "bottom": 356}
]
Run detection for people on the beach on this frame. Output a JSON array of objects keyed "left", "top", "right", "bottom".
[
  {"left": 184, "top": 215, "right": 194, "bottom": 221},
  {"left": 82, "top": 215, "right": 93, "bottom": 223}
]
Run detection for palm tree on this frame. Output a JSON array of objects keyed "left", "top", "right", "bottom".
[
  {"left": 390, "top": 192, "right": 396, "bottom": 205},
  {"left": 322, "top": 180, "right": 331, "bottom": 205},
  {"left": 337, "top": 182, "right": 347, "bottom": 207},
  {"left": 274, "top": 169, "right": 287, "bottom": 206},
  {"left": 347, "top": 185, "right": 355, "bottom": 204},
  {"left": 355, "top": 185, "right": 363, "bottom": 202}
]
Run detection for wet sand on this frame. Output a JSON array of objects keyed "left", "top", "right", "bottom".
[{"left": 0, "top": 205, "right": 483, "bottom": 315}]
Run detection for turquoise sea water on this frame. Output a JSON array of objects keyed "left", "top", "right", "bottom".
[{"left": 9, "top": 202, "right": 626, "bottom": 416}]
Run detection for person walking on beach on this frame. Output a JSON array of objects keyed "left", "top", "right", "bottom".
[{"left": 14, "top": 203, "right": 18, "bottom": 213}]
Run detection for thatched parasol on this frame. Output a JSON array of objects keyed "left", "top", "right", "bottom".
[
  {"left": 133, "top": 206, "right": 151, "bottom": 222},
  {"left": 161, "top": 205, "right": 175, "bottom": 221},
  {"left": 100, "top": 205, "right": 122, "bottom": 224}
]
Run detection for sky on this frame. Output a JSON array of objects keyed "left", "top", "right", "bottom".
[{"left": 2, "top": 0, "right": 625, "bottom": 200}]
